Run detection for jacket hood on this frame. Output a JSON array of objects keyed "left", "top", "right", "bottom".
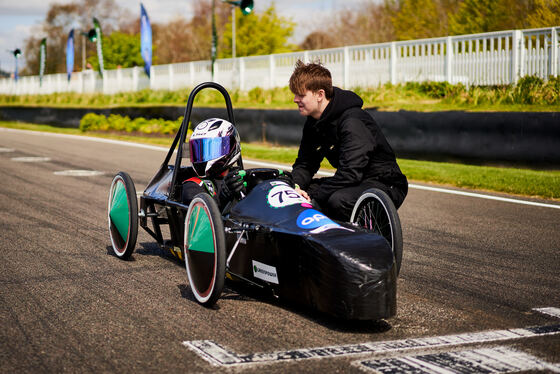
[{"left": 318, "top": 87, "right": 363, "bottom": 124}]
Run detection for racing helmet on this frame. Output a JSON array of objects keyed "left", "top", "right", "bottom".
[{"left": 188, "top": 118, "right": 241, "bottom": 178}]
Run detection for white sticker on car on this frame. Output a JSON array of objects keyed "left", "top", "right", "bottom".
[
  {"left": 267, "top": 185, "right": 308, "bottom": 208},
  {"left": 252, "top": 260, "right": 279, "bottom": 284}
]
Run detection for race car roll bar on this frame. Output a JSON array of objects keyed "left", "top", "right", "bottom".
[{"left": 167, "top": 81, "right": 244, "bottom": 200}]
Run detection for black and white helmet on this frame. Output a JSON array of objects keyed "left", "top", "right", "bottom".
[{"left": 188, "top": 118, "right": 241, "bottom": 178}]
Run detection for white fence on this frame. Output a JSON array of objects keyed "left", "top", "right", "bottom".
[{"left": 1, "top": 27, "right": 558, "bottom": 95}]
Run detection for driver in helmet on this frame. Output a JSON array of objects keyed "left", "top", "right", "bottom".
[{"left": 182, "top": 118, "right": 246, "bottom": 208}]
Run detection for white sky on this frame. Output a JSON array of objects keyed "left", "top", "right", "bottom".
[{"left": 0, "top": 0, "right": 365, "bottom": 75}]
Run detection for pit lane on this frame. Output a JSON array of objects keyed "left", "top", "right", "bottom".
[{"left": 1, "top": 128, "right": 558, "bottom": 373}]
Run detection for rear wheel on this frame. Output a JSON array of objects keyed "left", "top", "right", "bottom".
[
  {"left": 184, "top": 193, "right": 226, "bottom": 306},
  {"left": 350, "top": 188, "right": 403, "bottom": 275},
  {"left": 108, "top": 172, "right": 138, "bottom": 259}
]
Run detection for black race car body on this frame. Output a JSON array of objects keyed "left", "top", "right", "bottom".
[{"left": 225, "top": 178, "right": 397, "bottom": 320}]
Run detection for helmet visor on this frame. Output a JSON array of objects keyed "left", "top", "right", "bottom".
[{"left": 189, "top": 136, "right": 231, "bottom": 164}]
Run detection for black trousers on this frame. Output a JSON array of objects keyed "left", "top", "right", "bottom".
[{"left": 308, "top": 178, "right": 407, "bottom": 222}]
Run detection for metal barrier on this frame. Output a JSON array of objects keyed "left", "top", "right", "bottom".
[{"left": 1, "top": 27, "right": 558, "bottom": 95}]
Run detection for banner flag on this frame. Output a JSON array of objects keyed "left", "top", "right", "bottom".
[
  {"left": 66, "top": 29, "right": 74, "bottom": 82},
  {"left": 93, "top": 17, "right": 104, "bottom": 77},
  {"left": 39, "top": 38, "right": 46, "bottom": 86},
  {"left": 140, "top": 3, "right": 152, "bottom": 77}
]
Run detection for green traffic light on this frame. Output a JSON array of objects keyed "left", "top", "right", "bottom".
[
  {"left": 13, "top": 48, "right": 22, "bottom": 58},
  {"left": 240, "top": 0, "right": 253, "bottom": 15},
  {"left": 87, "top": 29, "right": 97, "bottom": 42}
]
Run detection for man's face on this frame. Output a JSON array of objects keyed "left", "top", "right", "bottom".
[{"left": 293, "top": 90, "right": 323, "bottom": 119}]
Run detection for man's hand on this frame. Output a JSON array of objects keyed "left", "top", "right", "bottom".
[
  {"left": 295, "top": 187, "right": 311, "bottom": 202},
  {"left": 223, "top": 168, "right": 246, "bottom": 199}
]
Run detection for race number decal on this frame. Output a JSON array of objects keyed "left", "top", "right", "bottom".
[
  {"left": 267, "top": 185, "right": 308, "bottom": 208},
  {"left": 297, "top": 209, "right": 353, "bottom": 234}
]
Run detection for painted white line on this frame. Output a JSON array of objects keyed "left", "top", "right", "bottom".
[
  {"left": 355, "top": 346, "right": 560, "bottom": 373},
  {"left": 0, "top": 147, "right": 15, "bottom": 152},
  {"left": 409, "top": 183, "right": 560, "bottom": 210},
  {"left": 534, "top": 307, "right": 560, "bottom": 319},
  {"left": 11, "top": 156, "right": 51, "bottom": 162},
  {"left": 0, "top": 127, "right": 169, "bottom": 152},
  {"left": 3, "top": 128, "right": 559, "bottom": 210},
  {"left": 182, "top": 323, "right": 560, "bottom": 367},
  {"left": 53, "top": 170, "right": 104, "bottom": 177}
]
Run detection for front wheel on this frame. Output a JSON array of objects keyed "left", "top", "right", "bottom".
[
  {"left": 350, "top": 188, "right": 403, "bottom": 275},
  {"left": 184, "top": 193, "right": 226, "bottom": 306},
  {"left": 108, "top": 172, "right": 138, "bottom": 259}
]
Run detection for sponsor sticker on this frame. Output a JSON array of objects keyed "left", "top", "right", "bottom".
[
  {"left": 296, "top": 209, "right": 353, "bottom": 233},
  {"left": 267, "top": 185, "right": 308, "bottom": 208},
  {"left": 252, "top": 260, "right": 279, "bottom": 284}
]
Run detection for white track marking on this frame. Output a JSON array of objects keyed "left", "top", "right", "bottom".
[
  {"left": 355, "top": 346, "right": 560, "bottom": 373},
  {"left": 534, "top": 307, "right": 560, "bottom": 319},
  {"left": 409, "top": 183, "right": 560, "bottom": 210},
  {"left": 2, "top": 128, "right": 559, "bottom": 209},
  {"left": 182, "top": 323, "right": 560, "bottom": 367},
  {"left": 11, "top": 156, "right": 51, "bottom": 162},
  {"left": 53, "top": 170, "right": 104, "bottom": 177}
]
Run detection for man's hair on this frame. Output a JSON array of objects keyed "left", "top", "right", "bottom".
[{"left": 289, "top": 60, "right": 333, "bottom": 99}]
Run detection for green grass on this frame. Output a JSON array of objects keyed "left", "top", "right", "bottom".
[{"left": 2, "top": 120, "right": 558, "bottom": 201}]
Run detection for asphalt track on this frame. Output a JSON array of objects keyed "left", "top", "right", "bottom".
[{"left": 1, "top": 128, "right": 559, "bottom": 373}]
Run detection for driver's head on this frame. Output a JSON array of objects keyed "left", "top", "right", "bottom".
[{"left": 188, "top": 118, "right": 241, "bottom": 178}]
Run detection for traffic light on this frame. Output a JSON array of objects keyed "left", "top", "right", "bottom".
[
  {"left": 224, "top": 0, "right": 254, "bottom": 15},
  {"left": 12, "top": 49, "right": 21, "bottom": 58},
  {"left": 239, "top": 0, "right": 253, "bottom": 15},
  {"left": 87, "top": 28, "right": 97, "bottom": 42}
]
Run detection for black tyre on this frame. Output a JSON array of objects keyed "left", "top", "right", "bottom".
[
  {"left": 184, "top": 193, "right": 226, "bottom": 306},
  {"left": 350, "top": 188, "right": 403, "bottom": 275},
  {"left": 108, "top": 172, "right": 138, "bottom": 259}
]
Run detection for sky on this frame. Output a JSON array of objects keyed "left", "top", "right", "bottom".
[{"left": 0, "top": 0, "right": 365, "bottom": 75}]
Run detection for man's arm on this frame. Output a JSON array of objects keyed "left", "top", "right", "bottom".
[{"left": 291, "top": 125, "right": 323, "bottom": 190}]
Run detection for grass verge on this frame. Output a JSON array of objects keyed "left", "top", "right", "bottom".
[{"left": 1, "top": 121, "right": 558, "bottom": 201}]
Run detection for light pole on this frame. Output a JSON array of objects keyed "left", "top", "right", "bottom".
[
  {"left": 224, "top": 0, "right": 254, "bottom": 59},
  {"left": 10, "top": 48, "right": 21, "bottom": 81},
  {"left": 80, "top": 28, "right": 97, "bottom": 71},
  {"left": 211, "top": 0, "right": 254, "bottom": 81}
]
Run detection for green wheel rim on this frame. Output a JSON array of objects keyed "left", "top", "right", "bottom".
[{"left": 109, "top": 180, "right": 130, "bottom": 242}]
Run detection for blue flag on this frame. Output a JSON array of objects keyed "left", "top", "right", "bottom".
[
  {"left": 39, "top": 38, "right": 46, "bottom": 86},
  {"left": 66, "top": 29, "right": 74, "bottom": 82},
  {"left": 140, "top": 3, "right": 152, "bottom": 77}
]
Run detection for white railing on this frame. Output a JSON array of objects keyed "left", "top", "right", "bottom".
[{"left": 1, "top": 27, "right": 558, "bottom": 95}]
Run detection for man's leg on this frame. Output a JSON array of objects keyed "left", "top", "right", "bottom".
[{"left": 323, "top": 180, "right": 406, "bottom": 221}]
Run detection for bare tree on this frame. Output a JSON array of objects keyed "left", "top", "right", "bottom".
[{"left": 22, "top": 0, "right": 125, "bottom": 75}]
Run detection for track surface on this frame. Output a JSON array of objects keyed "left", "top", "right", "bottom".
[{"left": 1, "top": 128, "right": 559, "bottom": 373}]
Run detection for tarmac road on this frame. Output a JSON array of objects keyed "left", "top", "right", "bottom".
[{"left": 1, "top": 128, "right": 559, "bottom": 373}]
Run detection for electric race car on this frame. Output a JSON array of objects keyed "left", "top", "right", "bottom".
[{"left": 107, "top": 82, "right": 403, "bottom": 321}]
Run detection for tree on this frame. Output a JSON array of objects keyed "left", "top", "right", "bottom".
[
  {"left": 151, "top": 0, "right": 231, "bottom": 64},
  {"left": 219, "top": 4, "right": 296, "bottom": 58},
  {"left": 447, "top": 0, "right": 533, "bottom": 35},
  {"left": 22, "top": 0, "right": 125, "bottom": 75},
  {"left": 87, "top": 31, "right": 144, "bottom": 70},
  {"left": 302, "top": 0, "right": 400, "bottom": 49},
  {"left": 526, "top": 0, "right": 560, "bottom": 28},
  {"left": 392, "top": 0, "right": 450, "bottom": 40},
  {"left": 300, "top": 31, "right": 337, "bottom": 51}
]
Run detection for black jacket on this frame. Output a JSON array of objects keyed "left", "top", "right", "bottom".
[{"left": 291, "top": 87, "right": 407, "bottom": 204}]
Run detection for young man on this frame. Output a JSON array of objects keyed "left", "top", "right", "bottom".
[{"left": 289, "top": 60, "right": 408, "bottom": 221}]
